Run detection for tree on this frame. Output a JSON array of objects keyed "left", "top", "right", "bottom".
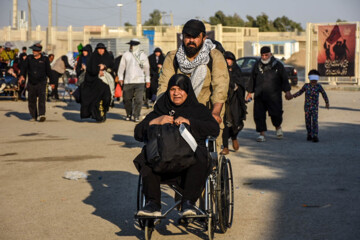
[
  {"left": 208, "top": 11, "right": 304, "bottom": 32},
  {"left": 273, "top": 16, "right": 304, "bottom": 32},
  {"left": 255, "top": 13, "right": 276, "bottom": 32},
  {"left": 144, "top": 10, "right": 162, "bottom": 26},
  {"left": 124, "top": 22, "right": 133, "bottom": 27},
  {"left": 209, "top": 11, "right": 244, "bottom": 26},
  {"left": 209, "top": 11, "right": 227, "bottom": 25},
  {"left": 336, "top": 19, "right": 347, "bottom": 23}
]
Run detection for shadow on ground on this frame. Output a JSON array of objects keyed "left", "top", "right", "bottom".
[
  {"left": 83, "top": 170, "right": 208, "bottom": 239},
  {"left": 112, "top": 134, "right": 143, "bottom": 148},
  {"left": 4, "top": 111, "right": 31, "bottom": 120},
  {"left": 234, "top": 122, "right": 360, "bottom": 240}
]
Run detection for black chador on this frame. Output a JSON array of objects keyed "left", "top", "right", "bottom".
[{"left": 80, "top": 45, "right": 115, "bottom": 122}]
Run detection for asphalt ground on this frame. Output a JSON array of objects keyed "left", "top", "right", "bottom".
[{"left": 0, "top": 88, "right": 359, "bottom": 240}]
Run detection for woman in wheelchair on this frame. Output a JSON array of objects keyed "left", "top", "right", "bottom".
[{"left": 134, "top": 74, "right": 219, "bottom": 217}]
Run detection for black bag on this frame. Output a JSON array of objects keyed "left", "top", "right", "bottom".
[{"left": 146, "top": 123, "right": 196, "bottom": 173}]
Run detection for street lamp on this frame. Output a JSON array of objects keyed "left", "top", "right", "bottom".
[{"left": 117, "top": 3, "right": 123, "bottom": 26}]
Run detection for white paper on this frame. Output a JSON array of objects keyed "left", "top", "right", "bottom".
[{"left": 179, "top": 123, "right": 198, "bottom": 152}]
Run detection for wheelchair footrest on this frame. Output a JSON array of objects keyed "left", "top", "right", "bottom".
[
  {"left": 183, "top": 214, "right": 209, "bottom": 219},
  {"left": 134, "top": 215, "right": 166, "bottom": 219}
]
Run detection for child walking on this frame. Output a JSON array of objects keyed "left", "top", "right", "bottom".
[{"left": 292, "top": 69, "right": 329, "bottom": 142}]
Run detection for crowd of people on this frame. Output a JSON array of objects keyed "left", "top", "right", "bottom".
[{"left": 2, "top": 19, "right": 331, "bottom": 218}]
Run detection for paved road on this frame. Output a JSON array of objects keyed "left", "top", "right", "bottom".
[{"left": 0, "top": 89, "right": 359, "bottom": 240}]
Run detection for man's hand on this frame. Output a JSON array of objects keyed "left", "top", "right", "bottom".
[
  {"left": 212, "top": 113, "right": 222, "bottom": 124},
  {"left": 119, "top": 80, "right": 124, "bottom": 86},
  {"left": 18, "top": 76, "right": 25, "bottom": 82},
  {"left": 149, "top": 115, "right": 174, "bottom": 125},
  {"left": 285, "top": 91, "right": 293, "bottom": 100},
  {"left": 174, "top": 116, "right": 190, "bottom": 126},
  {"left": 146, "top": 82, "right": 151, "bottom": 88},
  {"left": 245, "top": 93, "right": 252, "bottom": 102}
]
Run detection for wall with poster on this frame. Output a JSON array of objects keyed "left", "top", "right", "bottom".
[
  {"left": 317, "top": 24, "right": 356, "bottom": 76},
  {"left": 305, "top": 22, "right": 359, "bottom": 85}
]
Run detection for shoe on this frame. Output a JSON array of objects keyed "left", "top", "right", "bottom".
[
  {"left": 181, "top": 200, "right": 196, "bottom": 217},
  {"left": 137, "top": 201, "right": 161, "bottom": 217},
  {"left": 312, "top": 136, "right": 319, "bottom": 142},
  {"left": 256, "top": 135, "right": 266, "bottom": 142},
  {"left": 276, "top": 128, "right": 283, "bottom": 139},
  {"left": 125, "top": 115, "right": 131, "bottom": 121},
  {"left": 307, "top": 135, "right": 313, "bottom": 141},
  {"left": 232, "top": 139, "right": 239, "bottom": 151},
  {"left": 220, "top": 147, "right": 229, "bottom": 155},
  {"left": 39, "top": 115, "right": 46, "bottom": 122},
  {"left": 134, "top": 117, "right": 140, "bottom": 122},
  {"left": 0, "top": 83, "right": 6, "bottom": 93}
]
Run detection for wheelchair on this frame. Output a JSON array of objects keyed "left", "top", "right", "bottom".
[{"left": 135, "top": 137, "right": 234, "bottom": 240}]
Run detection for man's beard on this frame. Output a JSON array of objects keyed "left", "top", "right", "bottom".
[{"left": 184, "top": 41, "right": 203, "bottom": 58}]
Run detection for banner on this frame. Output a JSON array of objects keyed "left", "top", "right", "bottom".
[{"left": 317, "top": 24, "right": 356, "bottom": 76}]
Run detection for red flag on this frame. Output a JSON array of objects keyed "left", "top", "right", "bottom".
[{"left": 326, "top": 25, "right": 342, "bottom": 44}]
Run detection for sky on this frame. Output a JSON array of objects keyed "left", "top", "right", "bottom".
[{"left": 0, "top": 0, "right": 359, "bottom": 29}]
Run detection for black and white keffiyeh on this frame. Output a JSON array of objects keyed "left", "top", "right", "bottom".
[{"left": 176, "top": 39, "right": 215, "bottom": 96}]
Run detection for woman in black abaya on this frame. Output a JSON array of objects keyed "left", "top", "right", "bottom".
[
  {"left": 80, "top": 43, "right": 114, "bottom": 122},
  {"left": 134, "top": 74, "right": 219, "bottom": 217}
]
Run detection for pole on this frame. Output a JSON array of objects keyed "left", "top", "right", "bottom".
[
  {"left": 170, "top": 12, "right": 173, "bottom": 26},
  {"left": 48, "top": 0, "right": 52, "bottom": 46},
  {"left": 136, "top": 0, "right": 141, "bottom": 26},
  {"left": 117, "top": 4, "right": 123, "bottom": 27},
  {"left": 27, "top": 0, "right": 31, "bottom": 40},
  {"left": 48, "top": 0, "right": 52, "bottom": 28},
  {"left": 56, "top": 0, "right": 58, "bottom": 27},
  {"left": 13, "top": 0, "right": 18, "bottom": 29}
]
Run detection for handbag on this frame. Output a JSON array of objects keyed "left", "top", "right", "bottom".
[
  {"left": 114, "top": 83, "right": 122, "bottom": 98},
  {"left": 146, "top": 123, "right": 196, "bottom": 173}
]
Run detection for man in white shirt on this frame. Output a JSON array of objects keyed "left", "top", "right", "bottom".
[{"left": 118, "top": 39, "right": 150, "bottom": 122}]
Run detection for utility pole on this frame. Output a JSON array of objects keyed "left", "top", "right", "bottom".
[
  {"left": 48, "top": 0, "right": 52, "bottom": 46},
  {"left": 12, "top": 0, "right": 18, "bottom": 29},
  {"left": 136, "top": 0, "right": 141, "bottom": 26},
  {"left": 48, "top": 0, "right": 52, "bottom": 28},
  {"left": 56, "top": 0, "right": 58, "bottom": 27},
  {"left": 170, "top": 12, "right": 173, "bottom": 26},
  {"left": 27, "top": 0, "right": 31, "bottom": 40}
]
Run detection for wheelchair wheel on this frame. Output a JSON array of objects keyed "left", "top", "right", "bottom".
[
  {"left": 137, "top": 175, "right": 146, "bottom": 229},
  {"left": 206, "top": 178, "right": 216, "bottom": 240},
  {"left": 144, "top": 219, "right": 154, "bottom": 240},
  {"left": 216, "top": 156, "right": 234, "bottom": 233}
]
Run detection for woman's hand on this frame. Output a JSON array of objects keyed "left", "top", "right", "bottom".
[
  {"left": 149, "top": 115, "right": 174, "bottom": 125},
  {"left": 174, "top": 116, "right": 190, "bottom": 126},
  {"left": 98, "top": 64, "right": 106, "bottom": 70}
]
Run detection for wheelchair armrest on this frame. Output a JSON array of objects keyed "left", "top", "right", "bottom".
[{"left": 205, "top": 136, "right": 217, "bottom": 155}]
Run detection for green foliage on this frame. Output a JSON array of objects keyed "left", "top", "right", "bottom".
[
  {"left": 208, "top": 11, "right": 304, "bottom": 32},
  {"left": 124, "top": 22, "right": 133, "bottom": 27},
  {"left": 209, "top": 11, "right": 245, "bottom": 26},
  {"left": 336, "top": 19, "right": 347, "bottom": 23},
  {"left": 144, "top": 10, "right": 162, "bottom": 26}
]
